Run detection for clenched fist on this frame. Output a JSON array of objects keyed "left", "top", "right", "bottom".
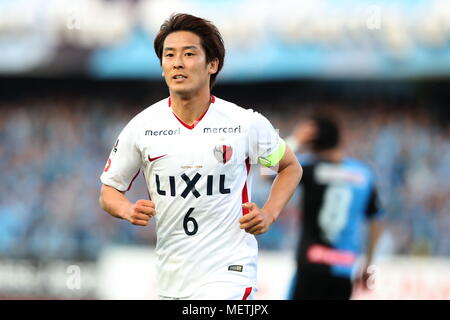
[
  {"left": 239, "top": 202, "right": 275, "bottom": 235},
  {"left": 123, "top": 199, "right": 156, "bottom": 226}
]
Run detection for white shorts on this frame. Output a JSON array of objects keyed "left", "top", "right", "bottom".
[{"left": 159, "top": 282, "right": 256, "bottom": 300}]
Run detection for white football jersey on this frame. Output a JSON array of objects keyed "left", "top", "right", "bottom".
[{"left": 100, "top": 96, "right": 286, "bottom": 298}]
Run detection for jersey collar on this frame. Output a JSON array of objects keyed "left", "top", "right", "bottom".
[{"left": 168, "top": 95, "right": 215, "bottom": 130}]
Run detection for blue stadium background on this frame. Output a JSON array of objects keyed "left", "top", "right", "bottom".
[{"left": 0, "top": 0, "right": 449, "bottom": 299}]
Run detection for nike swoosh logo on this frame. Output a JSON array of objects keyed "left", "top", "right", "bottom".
[{"left": 148, "top": 154, "right": 167, "bottom": 162}]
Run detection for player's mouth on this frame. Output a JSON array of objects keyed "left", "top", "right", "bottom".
[{"left": 172, "top": 74, "right": 188, "bottom": 82}]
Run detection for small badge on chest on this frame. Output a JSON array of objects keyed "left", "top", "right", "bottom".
[{"left": 214, "top": 144, "right": 233, "bottom": 164}]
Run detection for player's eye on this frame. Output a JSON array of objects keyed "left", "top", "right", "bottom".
[
  {"left": 165, "top": 53, "right": 174, "bottom": 57},
  {"left": 185, "top": 52, "right": 195, "bottom": 56}
]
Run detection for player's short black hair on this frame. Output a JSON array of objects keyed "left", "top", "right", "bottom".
[
  {"left": 310, "top": 116, "right": 340, "bottom": 151},
  {"left": 154, "top": 13, "right": 225, "bottom": 89}
]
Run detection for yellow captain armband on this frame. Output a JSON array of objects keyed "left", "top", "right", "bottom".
[{"left": 258, "top": 138, "right": 286, "bottom": 167}]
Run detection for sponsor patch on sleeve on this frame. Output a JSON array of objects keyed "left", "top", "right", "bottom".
[{"left": 228, "top": 265, "right": 243, "bottom": 272}]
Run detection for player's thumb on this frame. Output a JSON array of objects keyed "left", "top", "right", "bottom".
[{"left": 242, "top": 202, "right": 255, "bottom": 210}]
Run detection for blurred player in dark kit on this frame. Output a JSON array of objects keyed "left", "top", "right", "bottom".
[{"left": 287, "top": 116, "right": 383, "bottom": 300}]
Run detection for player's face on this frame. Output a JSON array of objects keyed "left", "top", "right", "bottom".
[{"left": 162, "top": 31, "right": 218, "bottom": 96}]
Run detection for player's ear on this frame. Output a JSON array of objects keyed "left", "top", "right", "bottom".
[{"left": 208, "top": 58, "right": 219, "bottom": 75}]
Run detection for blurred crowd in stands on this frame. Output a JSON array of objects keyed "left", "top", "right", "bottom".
[{"left": 0, "top": 90, "right": 449, "bottom": 261}]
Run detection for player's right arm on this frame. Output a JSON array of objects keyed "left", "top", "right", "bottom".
[
  {"left": 99, "top": 185, "right": 155, "bottom": 226},
  {"left": 99, "top": 115, "right": 154, "bottom": 226}
]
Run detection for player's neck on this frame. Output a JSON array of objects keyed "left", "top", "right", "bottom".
[
  {"left": 316, "top": 148, "right": 344, "bottom": 163},
  {"left": 170, "top": 90, "right": 211, "bottom": 125}
]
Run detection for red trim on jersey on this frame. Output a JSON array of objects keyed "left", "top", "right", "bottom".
[
  {"left": 172, "top": 109, "right": 208, "bottom": 130},
  {"left": 242, "top": 158, "right": 251, "bottom": 215},
  {"left": 127, "top": 170, "right": 140, "bottom": 191},
  {"left": 104, "top": 158, "right": 111, "bottom": 172},
  {"left": 168, "top": 96, "right": 215, "bottom": 130},
  {"left": 242, "top": 287, "right": 252, "bottom": 300}
]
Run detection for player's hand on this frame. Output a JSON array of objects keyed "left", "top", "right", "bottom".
[
  {"left": 239, "top": 202, "right": 275, "bottom": 235},
  {"left": 123, "top": 199, "right": 156, "bottom": 226},
  {"left": 353, "top": 264, "right": 373, "bottom": 291}
]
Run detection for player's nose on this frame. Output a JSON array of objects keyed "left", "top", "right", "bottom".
[{"left": 173, "top": 55, "right": 184, "bottom": 69}]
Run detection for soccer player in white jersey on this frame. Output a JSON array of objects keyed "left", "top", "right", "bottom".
[{"left": 99, "top": 13, "right": 302, "bottom": 300}]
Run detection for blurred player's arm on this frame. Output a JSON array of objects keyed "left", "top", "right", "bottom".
[
  {"left": 356, "top": 188, "right": 384, "bottom": 290},
  {"left": 366, "top": 218, "right": 383, "bottom": 267},
  {"left": 240, "top": 145, "right": 302, "bottom": 235},
  {"left": 99, "top": 184, "right": 155, "bottom": 227},
  {"left": 285, "top": 119, "right": 317, "bottom": 153}
]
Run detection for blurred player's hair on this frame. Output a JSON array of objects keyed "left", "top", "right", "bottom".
[
  {"left": 310, "top": 116, "right": 340, "bottom": 151},
  {"left": 154, "top": 13, "right": 225, "bottom": 89}
]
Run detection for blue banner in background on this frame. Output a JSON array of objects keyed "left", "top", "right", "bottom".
[
  {"left": 88, "top": 0, "right": 450, "bottom": 80},
  {"left": 0, "top": 0, "right": 449, "bottom": 80}
]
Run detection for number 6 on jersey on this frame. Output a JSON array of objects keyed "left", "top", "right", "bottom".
[{"left": 183, "top": 208, "right": 198, "bottom": 236}]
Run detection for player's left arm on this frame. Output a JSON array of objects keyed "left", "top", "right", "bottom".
[
  {"left": 355, "top": 187, "right": 384, "bottom": 290},
  {"left": 240, "top": 145, "right": 302, "bottom": 235}
]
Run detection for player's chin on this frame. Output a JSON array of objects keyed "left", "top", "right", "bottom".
[{"left": 170, "top": 84, "right": 192, "bottom": 95}]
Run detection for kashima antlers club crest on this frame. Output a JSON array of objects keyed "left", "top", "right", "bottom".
[{"left": 214, "top": 144, "right": 233, "bottom": 164}]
